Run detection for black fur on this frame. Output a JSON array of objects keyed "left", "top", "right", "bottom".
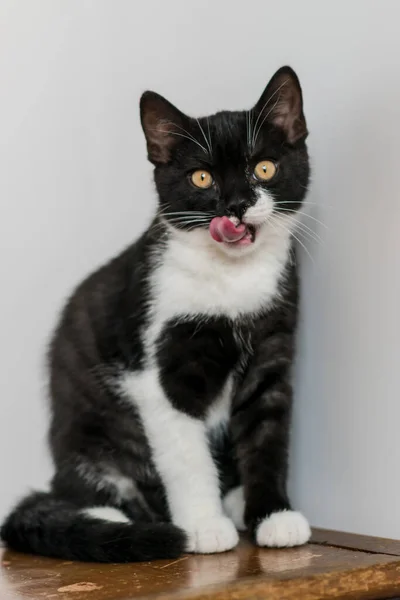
[
  {"left": 1, "top": 66, "right": 310, "bottom": 561},
  {"left": 157, "top": 317, "right": 240, "bottom": 418},
  {"left": 232, "top": 266, "right": 298, "bottom": 532},
  {"left": 1, "top": 492, "right": 184, "bottom": 562}
]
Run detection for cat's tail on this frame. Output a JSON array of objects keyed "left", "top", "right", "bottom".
[{"left": 1, "top": 491, "right": 186, "bottom": 563}]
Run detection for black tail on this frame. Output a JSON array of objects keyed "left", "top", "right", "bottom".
[{"left": 1, "top": 492, "right": 186, "bottom": 563}]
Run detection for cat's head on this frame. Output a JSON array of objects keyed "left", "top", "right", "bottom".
[{"left": 140, "top": 66, "right": 309, "bottom": 255}]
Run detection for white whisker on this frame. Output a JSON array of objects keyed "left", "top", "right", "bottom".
[
  {"left": 275, "top": 208, "right": 328, "bottom": 229},
  {"left": 151, "top": 127, "right": 208, "bottom": 154},
  {"left": 166, "top": 217, "right": 211, "bottom": 224},
  {"left": 253, "top": 91, "right": 283, "bottom": 149},
  {"left": 289, "top": 221, "right": 322, "bottom": 244},
  {"left": 267, "top": 219, "right": 296, "bottom": 267},
  {"left": 252, "top": 79, "right": 288, "bottom": 148},
  {"left": 273, "top": 201, "right": 320, "bottom": 207},
  {"left": 151, "top": 216, "right": 210, "bottom": 234},
  {"left": 196, "top": 118, "right": 212, "bottom": 156},
  {"left": 165, "top": 121, "right": 210, "bottom": 152},
  {"left": 273, "top": 211, "right": 323, "bottom": 243},
  {"left": 159, "top": 211, "right": 213, "bottom": 217},
  {"left": 271, "top": 214, "right": 315, "bottom": 264},
  {"left": 246, "top": 110, "right": 253, "bottom": 150},
  {"left": 172, "top": 219, "right": 210, "bottom": 229},
  {"left": 207, "top": 118, "right": 213, "bottom": 154}
]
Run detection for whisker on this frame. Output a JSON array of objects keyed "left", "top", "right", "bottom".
[
  {"left": 247, "top": 204, "right": 327, "bottom": 230},
  {"left": 166, "top": 217, "right": 212, "bottom": 224},
  {"left": 160, "top": 215, "right": 211, "bottom": 223},
  {"left": 294, "top": 218, "right": 324, "bottom": 242},
  {"left": 276, "top": 208, "right": 328, "bottom": 229},
  {"left": 241, "top": 207, "right": 305, "bottom": 220},
  {"left": 196, "top": 118, "right": 212, "bottom": 156},
  {"left": 271, "top": 215, "right": 315, "bottom": 264},
  {"left": 252, "top": 79, "right": 288, "bottom": 148},
  {"left": 165, "top": 121, "right": 210, "bottom": 152},
  {"left": 274, "top": 200, "right": 334, "bottom": 211},
  {"left": 186, "top": 222, "right": 210, "bottom": 231},
  {"left": 273, "top": 201, "right": 320, "bottom": 206},
  {"left": 274, "top": 211, "right": 323, "bottom": 243},
  {"left": 250, "top": 109, "right": 255, "bottom": 149},
  {"left": 150, "top": 217, "right": 210, "bottom": 235},
  {"left": 159, "top": 211, "right": 213, "bottom": 217},
  {"left": 207, "top": 118, "right": 213, "bottom": 154},
  {"left": 171, "top": 219, "right": 211, "bottom": 229},
  {"left": 150, "top": 128, "right": 208, "bottom": 154},
  {"left": 158, "top": 206, "right": 213, "bottom": 215},
  {"left": 253, "top": 91, "right": 284, "bottom": 148},
  {"left": 290, "top": 221, "right": 322, "bottom": 244},
  {"left": 246, "top": 110, "right": 251, "bottom": 150},
  {"left": 267, "top": 219, "right": 296, "bottom": 267},
  {"left": 244, "top": 204, "right": 327, "bottom": 229}
]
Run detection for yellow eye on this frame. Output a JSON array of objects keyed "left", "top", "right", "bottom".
[
  {"left": 254, "top": 160, "right": 277, "bottom": 182},
  {"left": 191, "top": 170, "right": 213, "bottom": 189}
]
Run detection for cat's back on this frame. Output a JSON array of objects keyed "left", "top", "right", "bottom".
[{"left": 48, "top": 229, "right": 156, "bottom": 392}]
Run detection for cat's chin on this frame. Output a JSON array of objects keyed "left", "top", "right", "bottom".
[{"left": 217, "top": 238, "right": 258, "bottom": 256}]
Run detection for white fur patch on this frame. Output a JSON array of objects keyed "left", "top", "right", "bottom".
[
  {"left": 102, "top": 473, "right": 136, "bottom": 499},
  {"left": 205, "top": 375, "right": 234, "bottom": 433},
  {"left": 243, "top": 189, "right": 275, "bottom": 226},
  {"left": 256, "top": 510, "right": 311, "bottom": 547},
  {"left": 185, "top": 516, "right": 239, "bottom": 554},
  {"left": 82, "top": 506, "right": 131, "bottom": 524},
  {"left": 150, "top": 221, "right": 290, "bottom": 324},
  {"left": 223, "top": 486, "right": 246, "bottom": 531},
  {"left": 76, "top": 463, "right": 136, "bottom": 503},
  {"left": 122, "top": 369, "right": 238, "bottom": 553}
]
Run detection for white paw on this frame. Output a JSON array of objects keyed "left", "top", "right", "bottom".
[
  {"left": 256, "top": 510, "right": 311, "bottom": 548},
  {"left": 184, "top": 516, "right": 239, "bottom": 554},
  {"left": 223, "top": 486, "right": 246, "bottom": 531}
]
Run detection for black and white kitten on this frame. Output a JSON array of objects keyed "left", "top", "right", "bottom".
[{"left": 2, "top": 66, "right": 311, "bottom": 562}]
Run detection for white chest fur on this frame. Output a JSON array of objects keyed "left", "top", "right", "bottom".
[{"left": 150, "top": 225, "right": 291, "bottom": 325}]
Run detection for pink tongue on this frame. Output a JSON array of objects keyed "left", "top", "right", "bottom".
[{"left": 209, "top": 216, "right": 246, "bottom": 243}]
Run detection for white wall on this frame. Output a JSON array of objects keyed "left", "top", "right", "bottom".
[{"left": 1, "top": 0, "right": 399, "bottom": 538}]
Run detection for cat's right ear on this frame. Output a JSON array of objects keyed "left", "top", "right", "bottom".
[{"left": 140, "top": 91, "right": 187, "bottom": 164}]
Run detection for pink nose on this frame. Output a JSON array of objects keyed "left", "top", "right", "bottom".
[{"left": 209, "top": 216, "right": 246, "bottom": 243}]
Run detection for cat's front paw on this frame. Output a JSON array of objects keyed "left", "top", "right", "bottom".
[
  {"left": 256, "top": 510, "right": 311, "bottom": 548},
  {"left": 184, "top": 516, "right": 239, "bottom": 554}
]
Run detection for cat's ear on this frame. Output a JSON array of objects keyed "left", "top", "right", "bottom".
[
  {"left": 140, "top": 91, "right": 188, "bottom": 164},
  {"left": 255, "top": 66, "right": 307, "bottom": 144}
]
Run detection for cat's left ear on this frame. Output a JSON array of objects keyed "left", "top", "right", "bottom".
[{"left": 255, "top": 66, "right": 308, "bottom": 144}]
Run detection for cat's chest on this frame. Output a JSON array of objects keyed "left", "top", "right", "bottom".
[{"left": 150, "top": 235, "right": 289, "bottom": 321}]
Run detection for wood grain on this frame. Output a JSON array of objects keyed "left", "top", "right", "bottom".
[
  {"left": 1, "top": 530, "right": 399, "bottom": 600},
  {"left": 311, "top": 527, "right": 400, "bottom": 557}
]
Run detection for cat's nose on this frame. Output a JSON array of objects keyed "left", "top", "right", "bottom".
[{"left": 225, "top": 197, "right": 248, "bottom": 220}]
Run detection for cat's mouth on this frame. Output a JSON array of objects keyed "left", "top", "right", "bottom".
[{"left": 209, "top": 216, "right": 256, "bottom": 247}]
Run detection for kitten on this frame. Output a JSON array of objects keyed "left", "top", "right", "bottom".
[{"left": 1, "top": 66, "right": 311, "bottom": 562}]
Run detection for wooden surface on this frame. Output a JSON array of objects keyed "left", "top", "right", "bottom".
[{"left": 1, "top": 529, "right": 400, "bottom": 600}]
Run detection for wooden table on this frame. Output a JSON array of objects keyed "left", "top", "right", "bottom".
[{"left": 1, "top": 529, "right": 399, "bottom": 599}]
